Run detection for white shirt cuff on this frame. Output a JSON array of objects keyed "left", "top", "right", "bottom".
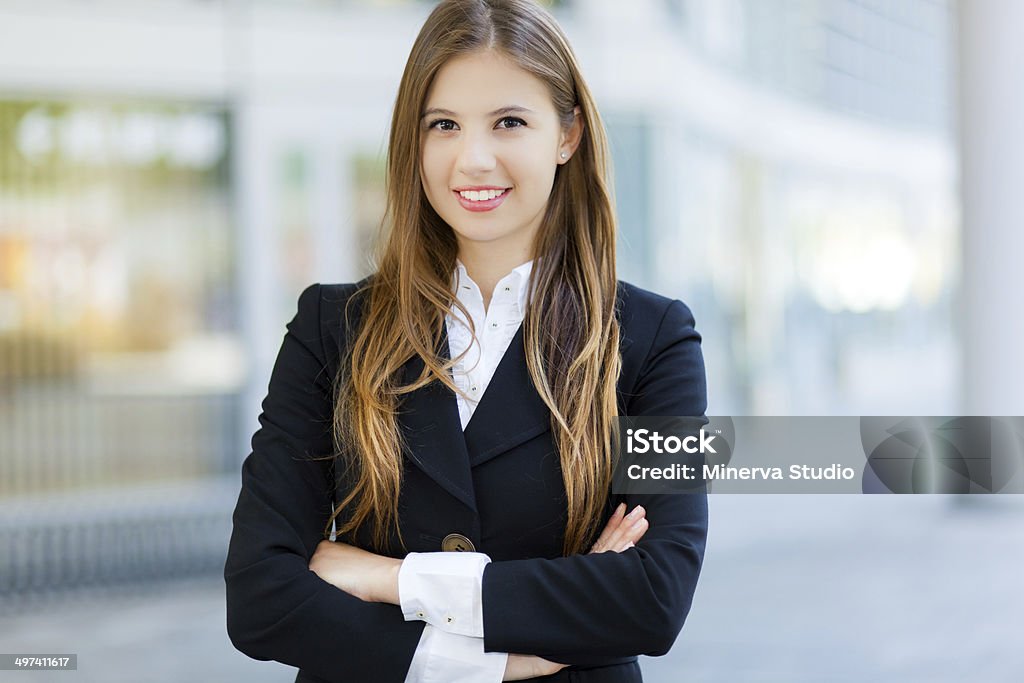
[
  {"left": 404, "top": 625, "right": 507, "bottom": 683},
  {"left": 399, "top": 551, "right": 490, "bottom": 637}
]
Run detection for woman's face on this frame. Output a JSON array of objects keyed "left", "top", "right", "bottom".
[{"left": 419, "top": 49, "right": 580, "bottom": 258}]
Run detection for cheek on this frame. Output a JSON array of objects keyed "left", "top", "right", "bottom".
[
  {"left": 506, "top": 141, "right": 557, "bottom": 191},
  {"left": 420, "top": 146, "right": 448, "bottom": 194}
]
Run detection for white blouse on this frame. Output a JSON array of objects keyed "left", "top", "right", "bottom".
[{"left": 446, "top": 258, "right": 534, "bottom": 430}]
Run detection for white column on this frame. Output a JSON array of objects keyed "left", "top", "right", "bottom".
[
  {"left": 312, "top": 139, "right": 357, "bottom": 284},
  {"left": 957, "top": 0, "right": 1024, "bottom": 415},
  {"left": 234, "top": 101, "right": 282, "bottom": 465}
]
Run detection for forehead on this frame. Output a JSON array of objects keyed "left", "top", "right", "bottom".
[{"left": 425, "top": 50, "right": 555, "bottom": 114}]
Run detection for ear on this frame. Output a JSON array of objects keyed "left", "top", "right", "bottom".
[{"left": 557, "top": 105, "right": 584, "bottom": 164}]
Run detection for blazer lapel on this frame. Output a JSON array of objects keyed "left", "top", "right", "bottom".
[
  {"left": 397, "top": 325, "right": 478, "bottom": 513},
  {"left": 463, "top": 323, "right": 551, "bottom": 468}
]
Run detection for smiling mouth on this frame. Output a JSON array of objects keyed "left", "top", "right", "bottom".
[
  {"left": 452, "top": 187, "right": 512, "bottom": 213},
  {"left": 454, "top": 188, "right": 511, "bottom": 202}
]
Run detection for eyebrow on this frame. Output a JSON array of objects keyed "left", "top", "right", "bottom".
[{"left": 420, "top": 105, "right": 535, "bottom": 120}]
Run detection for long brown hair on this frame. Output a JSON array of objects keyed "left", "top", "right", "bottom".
[{"left": 327, "top": 0, "right": 621, "bottom": 557}]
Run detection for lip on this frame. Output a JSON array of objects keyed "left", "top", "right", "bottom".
[{"left": 453, "top": 187, "right": 511, "bottom": 213}]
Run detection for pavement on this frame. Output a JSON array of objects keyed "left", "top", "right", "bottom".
[{"left": 0, "top": 495, "right": 1020, "bottom": 682}]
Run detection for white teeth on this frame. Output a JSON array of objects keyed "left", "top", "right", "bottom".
[{"left": 458, "top": 188, "right": 507, "bottom": 201}]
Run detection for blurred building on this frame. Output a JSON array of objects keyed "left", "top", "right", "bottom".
[{"left": 0, "top": 0, "right": 963, "bottom": 599}]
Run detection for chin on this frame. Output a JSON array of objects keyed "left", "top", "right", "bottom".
[{"left": 456, "top": 230, "right": 511, "bottom": 245}]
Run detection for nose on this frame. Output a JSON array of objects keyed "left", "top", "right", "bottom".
[{"left": 455, "top": 130, "right": 496, "bottom": 176}]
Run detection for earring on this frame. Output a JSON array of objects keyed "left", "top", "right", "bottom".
[{"left": 560, "top": 152, "right": 568, "bottom": 160}]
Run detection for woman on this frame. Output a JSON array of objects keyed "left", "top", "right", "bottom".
[{"left": 224, "top": 1, "right": 708, "bottom": 681}]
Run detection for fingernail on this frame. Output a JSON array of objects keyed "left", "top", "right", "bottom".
[
  {"left": 627, "top": 505, "right": 643, "bottom": 519},
  {"left": 631, "top": 518, "right": 647, "bottom": 531}
]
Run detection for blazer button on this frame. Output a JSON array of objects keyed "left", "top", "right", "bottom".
[{"left": 441, "top": 533, "right": 475, "bottom": 552}]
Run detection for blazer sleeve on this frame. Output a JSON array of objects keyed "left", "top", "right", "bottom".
[
  {"left": 224, "top": 283, "right": 426, "bottom": 683},
  {"left": 480, "top": 299, "right": 709, "bottom": 662}
]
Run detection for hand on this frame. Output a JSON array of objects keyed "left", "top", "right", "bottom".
[
  {"left": 308, "top": 540, "right": 402, "bottom": 604},
  {"left": 589, "top": 502, "right": 648, "bottom": 554},
  {"left": 503, "top": 653, "right": 568, "bottom": 681}
]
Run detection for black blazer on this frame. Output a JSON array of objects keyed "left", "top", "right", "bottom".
[{"left": 225, "top": 277, "right": 709, "bottom": 683}]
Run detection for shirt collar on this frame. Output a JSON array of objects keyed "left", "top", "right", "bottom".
[{"left": 452, "top": 258, "right": 535, "bottom": 313}]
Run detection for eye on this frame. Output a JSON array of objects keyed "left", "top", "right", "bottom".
[
  {"left": 496, "top": 117, "right": 526, "bottom": 130},
  {"left": 428, "top": 119, "right": 458, "bottom": 132}
]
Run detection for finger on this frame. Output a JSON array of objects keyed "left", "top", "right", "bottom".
[
  {"left": 606, "top": 520, "right": 647, "bottom": 553},
  {"left": 621, "top": 516, "right": 648, "bottom": 549},
  {"left": 597, "top": 509, "right": 630, "bottom": 552},
  {"left": 595, "top": 505, "right": 645, "bottom": 553},
  {"left": 538, "top": 657, "right": 569, "bottom": 676},
  {"left": 603, "top": 502, "right": 626, "bottom": 532},
  {"left": 607, "top": 506, "right": 646, "bottom": 551},
  {"left": 589, "top": 503, "right": 626, "bottom": 553}
]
